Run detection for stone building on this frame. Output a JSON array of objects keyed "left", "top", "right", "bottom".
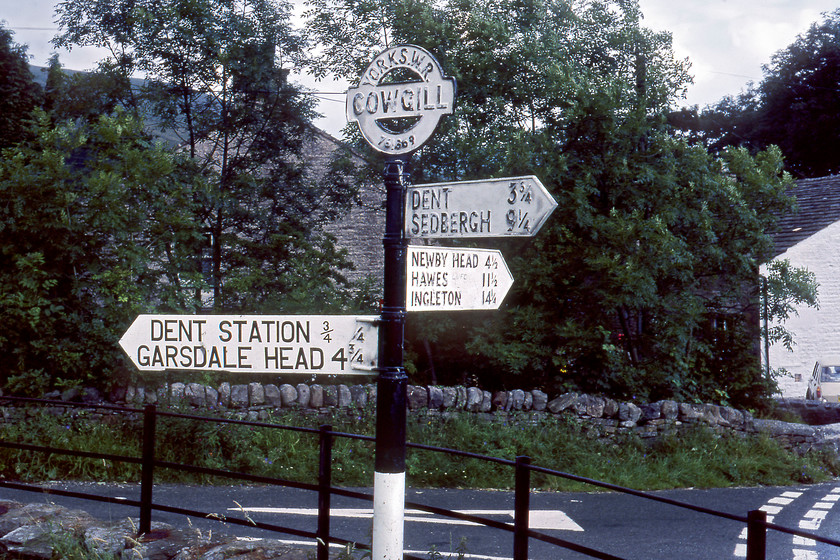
[
  {"left": 301, "top": 127, "right": 385, "bottom": 285},
  {"left": 28, "top": 64, "right": 387, "bottom": 287}
]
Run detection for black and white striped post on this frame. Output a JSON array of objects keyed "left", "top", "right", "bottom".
[
  {"left": 346, "top": 44, "right": 456, "bottom": 560},
  {"left": 373, "top": 157, "right": 410, "bottom": 559}
]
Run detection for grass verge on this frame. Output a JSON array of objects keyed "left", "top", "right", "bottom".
[{"left": 0, "top": 406, "right": 837, "bottom": 491}]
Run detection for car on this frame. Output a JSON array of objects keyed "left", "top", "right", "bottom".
[{"left": 807, "top": 358, "right": 840, "bottom": 401}]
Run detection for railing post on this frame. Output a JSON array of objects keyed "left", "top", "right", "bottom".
[
  {"left": 514, "top": 455, "right": 531, "bottom": 560},
  {"left": 317, "top": 424, "right": 333, "bottom": 560},
  {"left": 139, "top": 404, "right": 156, "bottom": 535},
  {"left": 746, "top": 509, "right": 767, "bottom": 560}
]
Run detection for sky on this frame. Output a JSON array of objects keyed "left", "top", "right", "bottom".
[{"left": 2, "top": 0, "right": 838, "bottom": 137}]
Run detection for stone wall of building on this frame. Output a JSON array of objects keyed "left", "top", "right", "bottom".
[{"left": 300, "top": 127, "right": 384, "bottom": 285}]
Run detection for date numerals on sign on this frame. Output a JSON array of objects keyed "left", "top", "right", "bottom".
[
  {"left": 378, "top": 135, "right": 416, "bottom": 151},
  {"left": 322, "top": 321, "right": 368, "bottom": 370}
]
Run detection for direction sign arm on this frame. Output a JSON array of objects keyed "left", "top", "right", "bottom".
[{"left": 404, "top": 176, "right": 558, "bottom": 239}]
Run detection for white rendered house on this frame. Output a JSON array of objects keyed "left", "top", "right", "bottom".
[{"left": 764, "top": 175, "right": 840, "bottom": 397}]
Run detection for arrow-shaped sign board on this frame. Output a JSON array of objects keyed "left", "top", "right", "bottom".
[
  {"left": 119, "top": 315, "right": 378, "bottom": 374},
  {"left": 405, "top": 175, "right": 557, "bottom": 239},
  {"left": 407, "top": 246, "right": 513, "bottom": 311}
]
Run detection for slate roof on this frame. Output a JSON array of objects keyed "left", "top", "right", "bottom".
[{"left": 771, "top": 174, "right": 840, "bottom": 256}]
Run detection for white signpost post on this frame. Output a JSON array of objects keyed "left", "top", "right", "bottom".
[
  {"left": 406, "top": 246, "right": 514, "bottom": 311},
  {"left": 119, "top": 315, "right": 378, "bottom": 374},
  {"left": 405, "top": 175, "right": 558, "bottom": 239}
]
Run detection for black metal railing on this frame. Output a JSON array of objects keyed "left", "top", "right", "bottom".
[{"left": 0, "top": 396, "right": 839, "bottom": 560}]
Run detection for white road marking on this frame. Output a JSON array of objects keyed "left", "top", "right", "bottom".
[
  {"left": 760, "top": 505, "right": 783, "bottom": 515},
  {"left": 251, "top": 538, "right": 512, "bottom": 560},
  {"left": 769, "top": 497, "right": 795, "bottom": 506},
  {"left": 527, "top": 510, "right": 584, "bottom": 532},
  {"left": 804, "top": 509, "right": 829, "bottom": 521},
  {"left": 793, "top": 486, "right": 840, "bottom": 559},
  {"left": 800, "top": 518, "right": 822, "bottom": 531},
  {"left": 734, "top": 490, "right": 805, "bottom": 558},
  {"left": 227, "top": 507, "right": 583, "bottom": 531}
]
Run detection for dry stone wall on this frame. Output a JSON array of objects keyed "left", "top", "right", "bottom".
[
  {"left": 47, "top": 383, "right": 831, "bottom": 456},
  {"left": 774, "top": 398, "right": 840, "bottom": 425}
]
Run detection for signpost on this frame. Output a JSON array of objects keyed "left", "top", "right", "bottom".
[
  {"left": 405, "top": 176, "right": 558, "bottom": 239},
  {"left": 117, "top": 39, "right": 557, "bottom": 560},
  {"left": 346, "top": 44, "right": 457, "bottom": 560},
  {"left": 345, "top": 43, "right": 555, "bottom": 560},
  {"left": 119, "top": 315, "right": 378, "bottom": 374},
  {"left": 406, "top": 246, "right": 514, "bottom": 311}
]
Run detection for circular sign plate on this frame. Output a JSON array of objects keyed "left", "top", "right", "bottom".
[{"left": 346, "top": 45, "right": 456, "bottom": 155}]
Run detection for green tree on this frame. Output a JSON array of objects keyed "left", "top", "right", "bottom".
[
  {"left": 55, "top": 0, "right": 361, "bottom": 312},
  {"left": 0, "top": 24, "right": 43, "bottom": 149},
  {"left": 41, "top": 54, "right": 133, "bottom": 122},
  {"left": 0, "top": 111, "right": 205, "bottom": 393},
  {"left": 670, "top": 9, "right": 840, "bottom": 179},
  {"left": 307, "top": 0, "right": 804, "bottom": 406},
  {"left": 761, "top": 259, "right": 820, "bottom": 353}
]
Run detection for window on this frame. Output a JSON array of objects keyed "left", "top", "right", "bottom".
[{"left": 820, "top": 366, "right": 840, "bottom": 383}]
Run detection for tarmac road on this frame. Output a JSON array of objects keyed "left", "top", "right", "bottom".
[{"left": 3, "top": 481, "right": 840, "bottom": 559}]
